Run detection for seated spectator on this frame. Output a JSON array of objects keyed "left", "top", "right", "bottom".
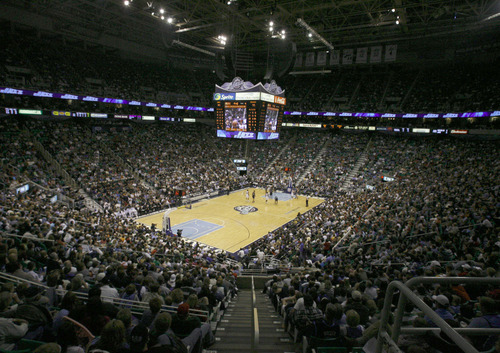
[
  {"left": 129, "top": 323, "right": 149, "bottom": 353},
  {"left": 141, "top": 283, "right": 164, "bottom": 305},
  {"left": 340, "top": 309, "right": 364, "bottom": 340},
  {"left": 98, "top": 275, "right": 120, "bottom": 303},
  {"left": 0, "top": 317, "right": 28, "bottom": 351},
  {"left": 424, "top": 294, "right": 456, "bottom": 327},
  {"left": 170, "top": 288, "right": 184, "bottom": 308},
  {"left": 149, "top": 312, "right": 199, "bottom": 353},
  {"left": 57, "top": 321, "right": 85, "bottom": 353},
  {"left": 344, "top": 290, "right": 370, "bottom": 326},
  {"left": 140, "top": 297, "right": 162, "bottom": 329},
  {"left": 52, "top": 291, "right": 79, "bottom": 335},
  {"left": 171, "top": 303, "right": 214, "bottom": 348},
  {"left": 121, "top": 284, "right": 139, "bottom": 308},
  {"left": 15, "top": 286, "right": 52, "bottom": 339},
  {"left": 89, "top": 319, "right": 130, "bottom": 353},
  {"left": 78, "top": 296, "right": 110, "bottom": 336},
  {"left": 185, "top": 294, "right": 208, "bottom": 322},
  {"left": 0, "top": 291, "right": 17, "bottom": 318},
  {"left": 467, "top": 296, "right": 500, "bottom": 351},
  {"left": 314, "top": 303, "right": 343, "bottom": 338},
  {"left": 292, "top": 294, "right": 324, "bottom": 336},
  {"left": 34, "top": 342, "right": 63, "bottom": 353},
  {"left": 117, "top": 308, "right": 135, "bottom": 341}
]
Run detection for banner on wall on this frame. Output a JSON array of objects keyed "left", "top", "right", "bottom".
[
  {"left": 305, "top": 52, "right": 315, "bottom": 67},
  {"left": 385, "top": 44, "right": 397, "bottom": 62},
  {"left": 330, "top": 50, "right": 340, "bottom": 65},
  {"left": 370, "top": 46, "right": 383, "bottom": 63},
  {"left": 356, "top": 47, "right": 368, "bottom": 64},
  {"left": 317, "top": 51, "right": 327, "bottom": 66},
  {"left": 342, "top": 49, "right": 353, "bottom": 64}
]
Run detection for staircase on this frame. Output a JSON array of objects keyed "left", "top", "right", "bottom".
[
  {"left": 31, "top": 137, "right": 103, "bottom": 212},
  {"left": 97, "top": 141, "right": 157, "bottom": 191},
  {"left": 254, "top": 292, "right": 297, "bottom": 353},
  {"left": 209, "top": 290, "right": 252, "bottom": 353},
  {"left": 399, "top": 69, "right": 422, "bottom": 110},
  {"left": 258, "top": 135, "right": 297, "bottom": 180},
  {"left": 296, "top": 137, "right": 331, "bottom": 186},
  {"left": 208, "top": 289, "right": 298, "bottom": 353},
  {"left": 341, "top": 138, "right": 373, "bottom": 190}
]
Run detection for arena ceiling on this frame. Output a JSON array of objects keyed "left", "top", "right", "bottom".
[{"left": 2, "top": 0, "right": 500, "bottom": 55}]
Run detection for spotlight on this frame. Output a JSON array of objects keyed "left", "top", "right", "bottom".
[
  {"left": 151, "top": 11, "right": 155, "bottom": 16},
  {"left": 391, "top": 8, "right": 396, "bottom": 12},
  {"left": 167, "top": 17, "right": 173, "bottom": 23},
  {"left": 124, "top": 0, "right": 130, "bottom": 5},
  {"left": 269, "top": 27, "right": 273, "bottom": 32},
  {"left": 308, "top": 33, "right": 313, "bottom": 37},
  {"left": 161, "top": 15, "right": 164, "bottom": 20},
  {"left": 396, "top": 20, "right": 400, "bottom": 24},
  {"left": 269, "top": 21, "right": 274, "bottom": 26},
  {"left": 281, "top": 29, "right": 286, "bottom": 34},
  {"left": 160, "top": 8, "right": 164, "bottom": 14}
]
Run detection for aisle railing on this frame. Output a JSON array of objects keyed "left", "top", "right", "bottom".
[{"left": 376, "top": 276, "right": 500, "bottom": 353}]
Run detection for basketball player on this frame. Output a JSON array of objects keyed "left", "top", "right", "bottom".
[
  {"left": 246, "top": 189, "right": 249, "bottom": 201},
  {"left": 265, "top": 193, "right": 269, "bottom": 203},
  {"left": 306, "top": 196, "right": 309, "bottom": 207},
  {"left": 252, "top": 190, "right": 255, "bottom": 203}
]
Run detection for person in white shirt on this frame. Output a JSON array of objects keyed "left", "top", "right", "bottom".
[
  {"left": 0, "top": 318, "right": 28, "bottom": 351},
  {"left": 97, "top": 274, "right": 119, "bottom": 303}
]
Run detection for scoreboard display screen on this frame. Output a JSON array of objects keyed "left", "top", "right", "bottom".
[
  {"left": 258, "top": 102, "right": 283, "bottom": 133},
  {"left": 219, "top": 101, "right": 258, "bottom": 132},
  {"left": 216, "top": 100, "right": 284, "bottom": 140}
]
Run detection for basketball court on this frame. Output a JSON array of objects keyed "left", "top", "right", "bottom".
[{"left": 136, "top": 188, "right": 324, "bottom": 253}]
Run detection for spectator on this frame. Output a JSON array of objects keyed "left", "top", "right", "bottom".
[
  {"left": 0, "top": 317, "right": 28, "bottom": 351},
  {"left": 467, "top": 296, "right": 500, "bottom": 351},
  {"left": 89, "top": 319, "right": 130, "bottom": 353}
]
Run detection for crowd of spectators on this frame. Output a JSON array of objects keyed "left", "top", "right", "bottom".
[
  {"left": 256, "top": 130, "right": 330, "bottom": 190},
  {"left": 299, "top": 134, "right": 371, "bottom": 196},
  {"left": 0, "top": 114, "right": 498, "bottom": 352},
  {"left": 0, "top": 179, "right": 237, "bottom": 352},
  {"left": 0, "top": 27, "right": 499, "bottom": 353}
]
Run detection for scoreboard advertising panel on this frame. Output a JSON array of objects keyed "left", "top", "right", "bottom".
[{"left": 214, "top": 93, "right": 285, "bottom": 140}]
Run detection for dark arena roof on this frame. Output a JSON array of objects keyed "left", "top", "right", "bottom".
[{"left": 0, "top": 2, "right": 499, "bottom": 353}]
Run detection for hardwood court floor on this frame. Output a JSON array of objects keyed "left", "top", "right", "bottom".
[{"left": 136, "top": 188, "right": 324, "bottom": 253}]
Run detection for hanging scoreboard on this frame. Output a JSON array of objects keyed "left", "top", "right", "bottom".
[{"left": 214, "top": 91, "right": 286, "bottom": 140}]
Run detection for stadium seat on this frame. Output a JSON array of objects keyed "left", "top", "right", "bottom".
[
  {"left": 352, "top": 348, "right": 365, "bottom": 353},
  {"left": 314, "top": 348, "right": 348, "bottom": 353},
  {"left": 17, "top": 339, "right": 45, "bottom": 350},
  {"left": 305, "top": 336, "right": 347, "bottom": 353}
]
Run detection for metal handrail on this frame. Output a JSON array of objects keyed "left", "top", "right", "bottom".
[
  {"left": 376, "top": 276, "right": 500, "bottom": 353},
  {"left": 251, "top": 275, "right": 259, "bottom": 350},
  {"left": 1, "top": 231, "right": 55, "bottom": 243},
  {"left": 0, "top": 272, "right": 209, "bottom": 319},
  {"left": 400, "top": 327, "right": 500, "bottom": 335}
]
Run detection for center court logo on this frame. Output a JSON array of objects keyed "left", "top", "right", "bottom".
[{"left": 234, "top": 205, "right": 258, "bottom": 214}]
